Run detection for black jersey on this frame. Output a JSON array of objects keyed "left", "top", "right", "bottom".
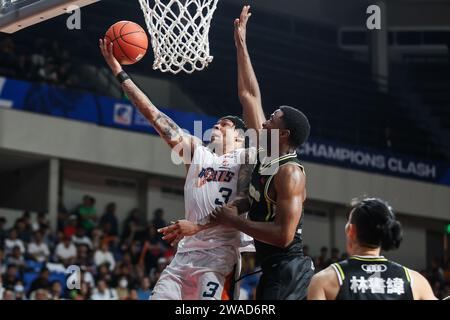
[
  {"left": 332, "top": 256, "right": 414, "bottom": 300},
  {"left": 248, "top": 149, "right": 305, "bottom": 266}
]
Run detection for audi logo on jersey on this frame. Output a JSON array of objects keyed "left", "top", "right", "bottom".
[{"left": 361, "top": 264, "right": 388, "bottom": 273}]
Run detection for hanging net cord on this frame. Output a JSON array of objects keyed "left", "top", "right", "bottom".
[{"left": 138, "top": 0, "right": 219, "bottom": 74}]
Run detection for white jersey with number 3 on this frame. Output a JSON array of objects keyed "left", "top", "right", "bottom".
[{"left": 178, "top": 145, "right": 252, "bottom": 253}]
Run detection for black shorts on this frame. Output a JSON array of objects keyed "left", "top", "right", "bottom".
[{"left": 256, "top": 255, "right": 314, "bottom": 300}]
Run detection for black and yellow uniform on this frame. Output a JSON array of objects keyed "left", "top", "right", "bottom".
[
  {"left": 248, "top": 150, "right": 314, "bottom": 300},
  {"left": 331, "top": 255, "right": 414, "bottom": 300}
]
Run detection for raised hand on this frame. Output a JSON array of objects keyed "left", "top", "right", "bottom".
[
  {"left": 99, "top": 38, "right": 122, "bottom": 76},
  {"left": 234, "top": 5, "right": 252, "bottom": 48}
]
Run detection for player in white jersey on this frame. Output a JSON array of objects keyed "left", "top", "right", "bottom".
[
  {"left": 156, "top": 140, "right": 255, "bottom": 300},
  {"left": 100, "top": 39, "right": 255, "bottom": 300}
]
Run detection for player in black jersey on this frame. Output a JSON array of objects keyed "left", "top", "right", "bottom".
[
  {"left": 208, "top": 5, "right": 314, "bottom": 300},
  {"left": 307, "top": 198, "right": 437, "bottom": 300}
]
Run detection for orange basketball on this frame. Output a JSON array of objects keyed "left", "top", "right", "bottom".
[{"left": 105, "top": 21, "right": 148, "bottom": 65}]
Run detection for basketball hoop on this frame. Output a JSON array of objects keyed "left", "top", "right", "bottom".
[{"left": 137, "top": 0, "right": 219, "bottom": 74}]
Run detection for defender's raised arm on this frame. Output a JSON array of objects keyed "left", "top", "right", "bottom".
[{"left": 235, "top": 5, "right": 266, "bottom": 131}]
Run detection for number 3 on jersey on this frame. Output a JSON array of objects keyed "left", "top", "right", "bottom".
[
  {"left": 215, "top": 187, "right": 232, "bottom": 205},
  {"left": 202, "top": 281, "right": 219, "bottom": 298}
]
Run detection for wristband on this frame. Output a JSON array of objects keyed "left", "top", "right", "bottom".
[{"left": 116, "top": 71, "right": 130, "bottom": 84}]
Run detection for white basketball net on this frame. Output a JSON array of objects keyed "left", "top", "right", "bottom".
[{"left": 137, "top": 0, "right": 219, "bottom": 74}]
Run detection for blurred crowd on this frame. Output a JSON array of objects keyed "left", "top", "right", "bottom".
[
  {"left": 0, "top": 196, "right": 449, "bottom": 300},
  {"left": 0, "top": 37, "right": 79, "bottom": 88},
  {"left": 0, "top": 195, "right": 175, "bottom": 300}
]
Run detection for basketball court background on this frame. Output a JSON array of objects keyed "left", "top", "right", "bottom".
[{"left": 0, "top": 0, "right": 449, "bottom": 299}]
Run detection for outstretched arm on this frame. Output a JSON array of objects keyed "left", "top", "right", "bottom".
[
  {"left": 211, "top": 164, "right": 305, "bottom": 248},
  {"left": 99, "top": 39, "right": 200, "bottom": 162},
  {"left": 235, "top": 5, "right": 266, "bottom": 131}
]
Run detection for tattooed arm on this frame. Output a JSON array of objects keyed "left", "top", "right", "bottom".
[
  {"left": 99, "top": 38, "right": 200, "bottom": 161},
  {"left": 231, "top": 147, "right": 256, "bottom": 213}
]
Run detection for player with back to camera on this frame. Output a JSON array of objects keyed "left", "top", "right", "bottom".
[
  {"left": 160, "top": 6, "right": 315, "bottom": 300},
  {"left": 307, "top": 198, "right": 437, "bottom": 300},
  {"left": 99, "top": 37, "right": 255, "bottom": 300}
]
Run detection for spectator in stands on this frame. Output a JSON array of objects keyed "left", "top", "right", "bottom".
[
  {"left": 14, "top": 217, "right": 32, "bottom": 243},
  {"left": 430, "top": 257, "right": 446, "bottom": 288},
  {"left": 63, "top": 215, "right": 78, "bottom": 238},
  {"left": 76, "top": 195, "right": 97, "bottom": 234},
  {"left": 303, "top": 245, "right": 310, "bottom": 257},
  {"left": 137, "top": 276, "right": 152, "bottom": 300},
  {"left": 139, "top": 226, "right": 166, "bottom": 274},
  {"left": 14, "top": 281, "right": 25, "bottom": 300},
  {"left": 95, "top": 263, "right": 112, "bottom": 284},
  {"left": 4, "top": 229, "right": 25, "bottom": 255},
  {"left": 116, "top": 276, "right": 130, "bottom": 300},
  {"left": 2, "top": 265, "right": 19, "bottom": 289},
  {"left": 326, "top": 247, "right": 340, "bottom": 267},
  {"left": 6, "top": 246, "right": 26, "bottom": 271},
  {"left": 128, "top": 288, "right": 139, "bottom": 300},
  {"left": 80, "top": 268, "right": 96, "bottom": 289},
  {"left": 57, "top": 203, "right": 69, "bottom": 233},
  {"left": 40, "top": 224, "right": 56, "bottom": 252},
  {"left": 151, "top": 208, "right": 167, "bottom": 232},
  {"left": 91, "top": 227, "right": 103, "bottom": 250},
  {"left": 91, "top": 279, "right": 118, "bottom": 300},
  {"left": 55, "top": 235, "right": 77, "bottom": 266},
  {"left": 99, "top": 202, "right": 119, "bottom": 237},
  {"left": 28, "top": 266, "right": 51, "bottom": 298},
  {"left": 72, "top": 226, "right": 93, "bottom": 250},
  {"left": 70, "top": 281, "right": 91, "bottom": 300},
  {"left": 33, "top": 288, "right": 50, "bottom": 300},
  {"left": 138, "top": 224, "right": 166, "bottom": 249},
  {"left": 94, "top": 241, "right": 115, "bottom": 272},
  {"left": 35, "top": 212, "right": 50, "bottom": 232},
  {"left": 27, "top": 231, "right": 50, "bottom": 263},
  {"left": 126, "top": 240, "right": 142, "bottom": 267},
  {"left": 75, "top": 245, "right": 92, "bottom": 269},
  {"left": 113, "top": 263, "right": 136, "bottom": 292},
  {"left": 38, "top": 57, "right": 59, "bottom": 83},
  {"left": 315, "top": 246, "right": 329, "bottom": 271},
  {"left": 49, "top": 280, "right": 63, "bottom": 300},
  {"left": 0, "top": 217, "right": 7, "bottom": 246},
  {"left": 20, "top": 212, "right": 34, "bottom": 236},
  {"left": 122, "top": 208, "right": 142, "bottom": 242},
  {"left": 2, "top": 289, "right": 15, "bottom": 300},
  {"left": 118, "top": 251, "right": 134, "bottom": 270}
]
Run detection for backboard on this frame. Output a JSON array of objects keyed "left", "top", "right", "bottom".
[{"left": 0, "top": 0, "right": 99, "bottom": 33}]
